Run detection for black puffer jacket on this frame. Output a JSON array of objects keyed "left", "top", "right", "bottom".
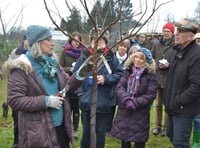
[{"left": 164, "top": 40, "right": 200, "bottom": 118}]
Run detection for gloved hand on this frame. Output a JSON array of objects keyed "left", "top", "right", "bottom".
[
  {"left": 124, "top": 99, "right": 136, "bottom": 111},
  {"left": 47, "top": 95, "right": 64, "bottom": 109}
]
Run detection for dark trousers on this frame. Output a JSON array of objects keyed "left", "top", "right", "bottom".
[
  {"left": 81, "top": 110, "right": 109, "bottom": 148},
  {"left": 55, "top": 124, "right": 70, "bottom": 148},
  {"left": 12, "top": 110, "right": 18, "bottom": 147},
  {"left": 121, "top": 140, "right": 145, "bottom": 148},
  {"left": 167, "top": 113, "right": 194, "bottom": 148},
  {"left": 106, "top": 106, "right": 116, "bottom": 132},
  {"left": 69, "top": 96, "right": 80, "bottom": 131}
]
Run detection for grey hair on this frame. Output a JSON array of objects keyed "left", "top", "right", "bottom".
[
  {"left": 128, "top": 45, "right": 141, "bottom": 56},
  {"left": 30, "top": 42, "right": 58, "bottom": 62},
  {"left": 30, "top": 42, "right": 43, "bottom": 59}
]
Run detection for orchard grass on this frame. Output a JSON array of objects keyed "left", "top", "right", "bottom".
[{"left": 0, "top": 79, "right": 173, "bottom": 148}]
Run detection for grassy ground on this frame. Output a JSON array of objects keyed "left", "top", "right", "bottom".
[{"left": 0, "top": 79, "right": 173, "bottom": 148}]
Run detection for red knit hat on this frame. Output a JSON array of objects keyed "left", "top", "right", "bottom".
[{"left": 163, "top": 22, "right": 175, "bottom": 34}]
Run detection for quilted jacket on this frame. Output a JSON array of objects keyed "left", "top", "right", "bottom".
[
  {"left": 6, "top": 54, "right": 82, "bottom": 148},
  {"left": 111, "top": 60, "right": 157, "bottom": 142}
]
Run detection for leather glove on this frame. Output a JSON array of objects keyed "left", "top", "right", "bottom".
[
  {"left": 47, "top": 95, "right": 64, "bottom": 109},
  {"left": 124, "top": 99, "right": 136, "bottom": 111}
]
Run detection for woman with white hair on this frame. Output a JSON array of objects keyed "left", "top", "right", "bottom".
[{"left": 5, "top": 25, "right": 87, "bottom": 148}]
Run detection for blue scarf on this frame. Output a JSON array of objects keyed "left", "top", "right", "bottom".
[
  {"left": 127, "top": 66, "right": 145, "bottom": 97},
  {"left": 37, "top": 54, "right": 58, "bottom": 81},
  {"left": 64, "top": 42, "right": 84, "bottom": 59},
  {"left": 27, "top": 52, "right": 58, "bottom": 81}
]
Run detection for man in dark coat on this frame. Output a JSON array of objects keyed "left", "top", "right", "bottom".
[
  {"left": 164, "top": 19, "right": 200, "bottom": 148},
  {"left": 151, "top": 22, "right": 175, "bottom": 136},
  {"left": 73, "top": 36, "right": 123, "bottom": 148}
]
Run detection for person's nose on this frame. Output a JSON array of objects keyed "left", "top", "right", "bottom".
[
  {"left": 51, "top": 41, "right": 54, "bottom": 46},
  {"left": 135, "top": 57, "right": 139, "bottom": 62}
]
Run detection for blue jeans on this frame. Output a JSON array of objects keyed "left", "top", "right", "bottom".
[
  {"left": 167, "top": 114, "right": 194, "bottom": 148},
  {"left": 81, "top": 110, "right": 109, "bottom": 148}
]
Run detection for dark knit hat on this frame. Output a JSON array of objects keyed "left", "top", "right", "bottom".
[
  {"left": 26, "top": 25, "right": 52, "bottom": 46},
  {"left": 163, "top": 22, "right": 175, "bottom": 34},
  {"left": 138, "top": 48, "right": 153, "bottom": 64}
]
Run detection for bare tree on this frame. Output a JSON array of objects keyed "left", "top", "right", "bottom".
[
  {"left": 195, "top": 1, "right": 200, "bottom": 23},
  {"left": 0, "top": 3, "right": 25, "bottom": 63},
  {"left": 164, "top": 12, "right": 175, "bottom": 23},
  {"left": 43, "top": 0, "right": 174, "bottom": 147}
]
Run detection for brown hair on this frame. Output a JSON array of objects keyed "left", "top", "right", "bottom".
[
  {"left": 68, "top": 31, "right": 82, "bottom": 44},
  {"left": 118, "top": 39, "right": 131, "bottom": 49}
]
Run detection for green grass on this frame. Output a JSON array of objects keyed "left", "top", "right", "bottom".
[
  {"left": 0, "top": 79, "right": 173, "bottom": 148},
  {"left": 0, "top": 79, "right": 14, "bottom": 148}
]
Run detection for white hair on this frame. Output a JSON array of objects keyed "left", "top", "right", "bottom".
[{"left": 30, "top": 43, "right": 43, "bottom": 59}]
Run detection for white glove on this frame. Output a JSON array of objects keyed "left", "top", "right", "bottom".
[{"left": 47, "top": 95, "right": 64, "bottom": 109}]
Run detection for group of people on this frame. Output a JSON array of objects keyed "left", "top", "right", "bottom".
[
  {"left": 152, "top": 20, "right": 200, "bottom": 148},
  {"left": 156, "top": 20, "right": 200, "bottom": 148},
  {"left": 4, "top": 18, "right": 200, "bottom": 148}
]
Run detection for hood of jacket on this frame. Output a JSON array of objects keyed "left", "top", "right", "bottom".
[
  {"left": 123, "top": 56, "right": 156, "bottom": 74},
  {"left": 3, "top": 54, "right": 33, "bottom": 75}
]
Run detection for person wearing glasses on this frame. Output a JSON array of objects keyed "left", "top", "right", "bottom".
[{"left": 164, "top": 19, "right": 200, "bottom": 148}]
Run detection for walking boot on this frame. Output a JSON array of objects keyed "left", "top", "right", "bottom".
[
  {"left": 161, "top": 128, "right": 167, "bottom": 136},
  {"left": 152, "top": 127, "right": 161, "bottom": 135}
]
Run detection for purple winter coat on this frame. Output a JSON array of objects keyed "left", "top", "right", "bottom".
[
  {"left": 8, "top": 64, "right": 82, "bottom": 148},
  {"left": 111, "top": 65, "right": 157, "bottom": 143}
]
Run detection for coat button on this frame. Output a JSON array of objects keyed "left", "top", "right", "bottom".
[{"left": 180, "top": 105, "right": 183, "bottom": 109}]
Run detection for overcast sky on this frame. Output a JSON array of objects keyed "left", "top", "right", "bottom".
[{"left": 0, "top": 0, "right": 199, "bottom": 33}]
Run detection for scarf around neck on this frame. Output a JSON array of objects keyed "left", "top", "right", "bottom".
[
  {"left": 89, "top": 47, "right": 109, "bottom": 55},
  {"left": 27, "top": 51, "right": 58, "bottom": 81},
  {"left": 160, "top": 37, "right": 173, "bottom": 47},
  {"left": 116, "top": 51, "right": 127, "bottom": 64},
  {"left": 64, "top": 42, "right": 84, "bottom": 59},
  {"left": 127, "top": 66, "right": 145, "bottom": 97}
]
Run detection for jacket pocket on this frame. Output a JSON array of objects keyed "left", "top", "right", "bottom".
[{"left": 26, "top": 120, "right": 49, "bottom": 148}]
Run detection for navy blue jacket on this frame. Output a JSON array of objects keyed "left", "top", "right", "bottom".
[{"left": 73, "top": 49, "right": 123, "bottom": 113}]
